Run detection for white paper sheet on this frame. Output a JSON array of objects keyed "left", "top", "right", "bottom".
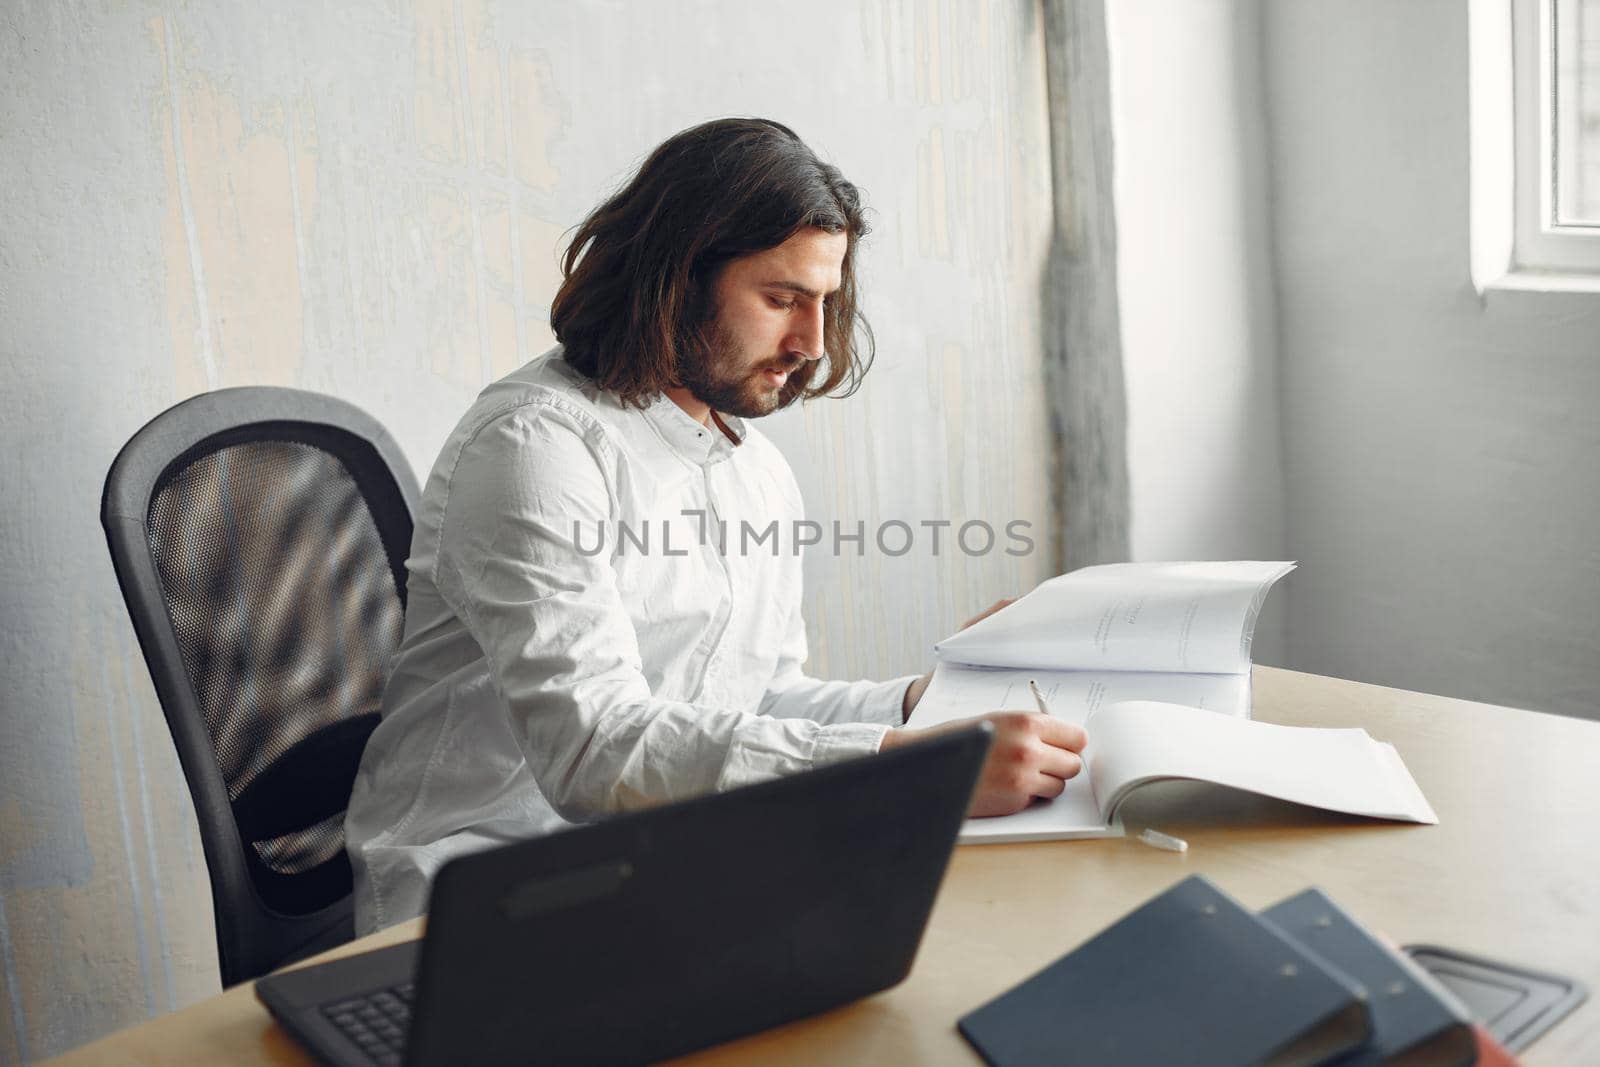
[
  {"left": 909, "top": 678, "right": 1436, "bottom": 843},
  {"left": 1087, "top": 701, "right": 1439, "bottom": 825},
  {"left": 934, "top": 560, "right": 1295, "bottom": 674},
  {"left": 908, "top": 664, "right": 1254, "bottom": 843},
  {"left": 908, "top": 662, "right": 1253, "bottom": 729}
]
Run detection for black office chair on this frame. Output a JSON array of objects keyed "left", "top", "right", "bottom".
[{"left": 101, "top": 387, "right": 419, "bottom": 987}]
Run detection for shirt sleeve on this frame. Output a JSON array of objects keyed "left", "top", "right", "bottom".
[
  {"left": 430, "top": 402, "right": 889, "bottom": 823},
  {"left": 757, "top": 592, "right": 921, "bottom": 728}
]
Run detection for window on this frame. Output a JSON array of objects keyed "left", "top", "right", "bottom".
[
  {"left": 1510, "top": 0, "right": 1600, "bottom": 274},
  {"left": 1553, "top": 0, "right": 1600, "bottom": 221}
]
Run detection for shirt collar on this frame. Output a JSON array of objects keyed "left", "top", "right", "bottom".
[{"left": 641, "top": 394, "right": 745, "bottom": 467}]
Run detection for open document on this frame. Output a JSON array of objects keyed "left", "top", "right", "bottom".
[
  {"left": 913, "top": 561, "right": 1296, "bottom": 730},
  {"left": 945, "top": 700, "right": 1438, "bottom": 844},
  {"left": 908, "top": 561, "right": 1436, "bottom": 842},
  {"left": 932, "top": 559, "right": 1295, "bottom": 678}
]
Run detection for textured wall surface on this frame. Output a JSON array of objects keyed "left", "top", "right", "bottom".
[
  {"left": 0, "top": 1, "right": 1055, "bottom": 1060},
  {"left": 1264, "top": 0, "right": 1600, "bottom": 717}
]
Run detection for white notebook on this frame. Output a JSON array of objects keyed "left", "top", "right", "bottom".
[{"left": 908, "top": 561, "right": 1437, "bottom": 842}]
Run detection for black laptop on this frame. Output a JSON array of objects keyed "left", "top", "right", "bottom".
[{"left": 256, "top": 725, "right": 992, "bottom": 1066}]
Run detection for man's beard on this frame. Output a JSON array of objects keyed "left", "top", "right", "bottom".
[{"left": 678, "top": 316, "right": 813, "bottom": 419}]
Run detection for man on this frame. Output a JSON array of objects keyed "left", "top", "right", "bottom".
[{"left": 346, "top": 118, "right": 1086, "bottom": 934}]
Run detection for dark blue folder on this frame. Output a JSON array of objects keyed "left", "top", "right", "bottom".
[
  {"left": 958, "top": 875, "right": 1372, "bottom": 1067},
  {"left": 1261, "top": 888, "right": 1477, "bottom": 1066}
]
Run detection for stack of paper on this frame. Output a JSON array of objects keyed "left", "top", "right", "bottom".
[{"left": 909, "top": 562, "right": 1437, "bottom": 842}]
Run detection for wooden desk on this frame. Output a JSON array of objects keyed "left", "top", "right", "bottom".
[{"left": 47, "top": 668, "right": 1600, "bottom": 1065}]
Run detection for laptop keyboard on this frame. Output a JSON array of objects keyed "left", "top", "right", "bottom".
[{"left": 322, "top": 983, "right": 415, "bottom": 1066}]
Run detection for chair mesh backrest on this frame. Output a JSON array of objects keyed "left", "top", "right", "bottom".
[{"left": 146, "top": 438, "right": 403, "bottom": 876}]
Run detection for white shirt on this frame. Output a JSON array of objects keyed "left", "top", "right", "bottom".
[{"left": 347, "top": 350, "right": 916, "bottom": 933}]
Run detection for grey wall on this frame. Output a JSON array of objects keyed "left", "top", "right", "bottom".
[
  {"left": 1264, "top": 0, "right": 1600, "bottom": 717},
  {"left": 0, "top": 2, "right": 1056, "bottom": 1060}
]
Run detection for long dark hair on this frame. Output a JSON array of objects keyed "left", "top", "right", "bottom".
[{"left": 550, "top": 117, "right": 874, "bottom": 408}]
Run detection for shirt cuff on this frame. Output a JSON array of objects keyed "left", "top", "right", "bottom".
[
  {"left": 810, "top": 721, "right": 893, "bottom": 768},
  {"left": 856, "top": 673, "right": 925, "bottom": 727}
]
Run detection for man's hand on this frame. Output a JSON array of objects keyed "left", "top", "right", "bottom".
[
  {"left": 901, "top": 597, "right": 1018, "bottom": 721},
  {"left": 879, "top": 711, "right": 1088, "bottom": 818}
]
